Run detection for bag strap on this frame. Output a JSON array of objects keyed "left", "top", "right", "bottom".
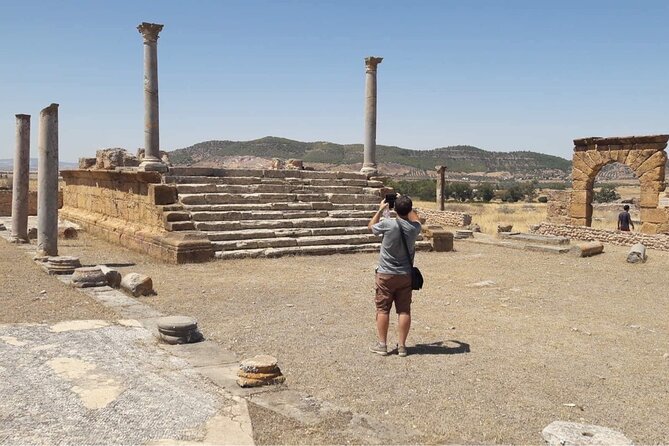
[{"left": 396, "top": 219, "right": 414, "bottom": 267}]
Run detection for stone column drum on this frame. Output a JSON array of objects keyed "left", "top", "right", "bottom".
[
  {"left": 435, "top": 165, "right": 446, "bottom": 211},
  {"left": 37, "top": 103, "right": 59, "bottom": 257},
  {"left": 137, "top": 22, "right": 166, "bottom": 172},
  {"left": 10, "top": 114, "right": 30, "bottom": 243},
  {"left": 361, "top": 56, "right": 383, "bottom": 177}
]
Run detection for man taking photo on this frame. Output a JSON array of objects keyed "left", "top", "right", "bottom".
[{"left": 367, "top": 194, "right": 421, "bottom": 357}]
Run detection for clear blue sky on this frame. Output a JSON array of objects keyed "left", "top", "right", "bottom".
[{"left": 2, "top": 0, "right": 668, "bottom": 162}]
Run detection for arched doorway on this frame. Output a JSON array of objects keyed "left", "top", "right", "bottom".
[{"left": 569, "top": 135, "right": 669, "bottom": 233}]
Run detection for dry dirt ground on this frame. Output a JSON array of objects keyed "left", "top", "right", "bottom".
[{"left": 3, "top": 233, "right": 669, "bottom": 444}]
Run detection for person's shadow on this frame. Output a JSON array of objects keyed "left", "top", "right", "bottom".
[{"left": 406, "top": 340, "right": 470, "bottom": 355}]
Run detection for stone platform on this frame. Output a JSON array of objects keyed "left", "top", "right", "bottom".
[
  {"left": 60, "top": 167, "right": 432, "bottom": 262},
  {"left": 165, "top": 167, "right": 431, "bottom": 259}
]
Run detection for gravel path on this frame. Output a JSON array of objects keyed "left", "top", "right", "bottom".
[{"left": 34, "top": 232, "right": 669, "bottom": 444}]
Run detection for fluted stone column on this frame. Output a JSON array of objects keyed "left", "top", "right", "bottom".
[
  {"left": 10, "top": 115, "right": 31, "bottom": 243},
  {"left": 436, "top": 165, "right": 446, "bottom": 211},
  {"left": 137, "top": 22, "right": 167, "bottom": 172},
  {"left": 361, "top": 56, "right": 383, "bottom": 177},
  {"left": 37, "top": 104, "right": 59, "bottom": 257}
]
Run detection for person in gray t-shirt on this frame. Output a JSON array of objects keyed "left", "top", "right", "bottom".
[{"left": 367, "top": 195, "right": 421, "bottom": 357}]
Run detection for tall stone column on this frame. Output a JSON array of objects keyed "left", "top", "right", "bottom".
[
  {"left": 37, "top": 103, "right": 59, "bottom": 257},
  {"left": 10, "top": 114, "right": 31, "bottom": 243},
  {"left": 361, "top": 56, "right": 383, "bottom": 177},
  {"left": 137, "top": 22, "right": 167, "bottom": 172},
  {"left": 435, "top": 165, "right": 446, "bottom": 211}
]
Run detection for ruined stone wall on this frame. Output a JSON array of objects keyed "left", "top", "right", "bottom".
[
  {"left": 0, "top": 190, "right": 62, "bottom": 216},
  {"left": 546, "top": 190, "right": 571, "bottom": 225},
  {"left": 61, "top": 170, "right": 171, "bottom": 229},
  {"left": 531, "top": 222, "right": 669, "bottom": 251},
  {"left": 60, "top": 170, "right": 212, "bottom": 263},
  {"left": 416, "top": 208, "right": 472, "bottom": 227}
]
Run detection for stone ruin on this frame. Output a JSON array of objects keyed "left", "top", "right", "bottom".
[{"left": 532, "top": 134, "right": 669, "bottom": 250}]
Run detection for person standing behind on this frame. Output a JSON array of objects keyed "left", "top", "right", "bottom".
[
  {"left": 367, "top": 195, "right": 421, "bottom": 357},
  {"left": 618, "top": 204, "right": 635, "bottom": 231}
]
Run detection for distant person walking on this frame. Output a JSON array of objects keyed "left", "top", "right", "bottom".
[
  {"left": 367, "top": 195, "right": 421, "bottom": 357},
  {"left": 618, "top": 204, "right": 634, "bottom": 232}
]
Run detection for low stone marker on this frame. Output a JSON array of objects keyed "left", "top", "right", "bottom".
[
  {"left": 237, "top": 355, "right": 286, "bottom": 388},
  {"left": 41, "top": 256, "right": 82, "bottom": 275},
  {"left": 431, "top": 230, "right": 454, "bottom": 252},
  {"left": 27, "top": 227, "right": 37, "bottom": 240},
  {"left": 571, "top": 241, "right": 604, "bottom": 258},
  {"left": 99, "top": 265, "right": 122, "bottom": 288},
  {"left": 120, "top": 272, "right": 154, "bottom": 297},
  {"left": 626, "top": 243, "right": 647, "bottom": 264},
  {"left": 71, "top": 266, "right": 107, "bottom": 288},
  {"left": 157, "top": 316, "right": 203, "bottom": 344},
  {"left": 497, "top": 224, "right": 513, "bottom": 233},
  {"left": 58, "top": 226, "right": 78, "bottom": 239},
  {"left": 541, "top": 421, "right": 633, "bottom": 446}
]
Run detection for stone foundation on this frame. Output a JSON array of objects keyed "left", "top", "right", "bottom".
[
  {"left": 416, "top": 208, "right": 472, "bottom": 227},
  {"left": 60, "top": 170, "right": 213, "bottom": 263},
  {"left": 530, "top": 222, "right": 669, "bottom": 251},
  {"left": 0, "top": 190, "right": 61, "bottom": 216}
]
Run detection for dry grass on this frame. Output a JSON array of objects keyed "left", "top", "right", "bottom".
[{"left": 416, "top": 200, "right": 547, "bottom": 234}]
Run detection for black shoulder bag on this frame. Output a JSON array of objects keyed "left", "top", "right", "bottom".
[{"left": 397, "top": 219, "right": 424, "bottom": 290}]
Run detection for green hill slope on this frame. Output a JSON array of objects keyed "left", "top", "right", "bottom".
[{"left": 169, "top": 136, "right": 570, "bottom": 174}]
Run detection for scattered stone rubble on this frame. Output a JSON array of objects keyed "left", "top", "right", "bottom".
[
  {"left": 237, "top": 355, "right": 286, "bottom": 388},
  {"left": 120, "top": 272, "right": 154, "bottom": 297},
  {"left": 626, "top": 243, "right": 647, "bottom": 263}
]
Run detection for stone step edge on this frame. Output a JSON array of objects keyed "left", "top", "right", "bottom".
[
  {"left": 214, "top": 240, "right": 432, "bottom": 259},
  {"left": 462, "top": 237, "right": 570, "bottom": 254}
]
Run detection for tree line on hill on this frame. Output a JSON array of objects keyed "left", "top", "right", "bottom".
[{"left": 388, "top": 179, "right": 624, "bottom": 204}]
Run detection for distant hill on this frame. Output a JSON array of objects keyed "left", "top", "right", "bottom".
[
  {"left": 0, "top": 158, "right": 77, "bottom": 171},
  {"left": 169, "top": 136, "right": 571, "bottom": 177}
]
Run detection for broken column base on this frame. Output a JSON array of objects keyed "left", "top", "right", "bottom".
[
  {"left": 40, "top": 256, "right": 82, "bottom": 275},
  {"left": 237, "top": 355, "right": 286, "bottom": 388}
]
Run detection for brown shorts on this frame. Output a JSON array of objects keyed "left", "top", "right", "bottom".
[{"left": 375, "top": 273, "right": 412, "bottom": 314}]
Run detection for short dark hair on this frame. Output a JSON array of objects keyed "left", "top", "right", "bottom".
[
  {"left": 624, "top": 204, "right": 630, "bottom": 211},
  {"left": 395, "top": 195, "right": 413, "bottom": 216}
]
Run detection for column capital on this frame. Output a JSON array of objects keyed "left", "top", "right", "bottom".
[
  {"left": 137, "top": 22, "right": 164, "bottom": 43},
  {"left": 435, "top": 165, "right": 447, "bottom": 173},
  {"left": 364, "top": 56, "right": 383, "bottom": 72}
]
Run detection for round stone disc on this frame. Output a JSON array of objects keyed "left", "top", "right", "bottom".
[
  {"left": 239, "top": 355, "right": 278, "bottom": 373},
  {"left": 157, "top": 316, "right": 198, "bottom": 332}
]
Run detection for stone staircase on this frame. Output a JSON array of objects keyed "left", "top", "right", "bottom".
[{"left": 163, "top": 167, "right": 432, "bottom": 259}]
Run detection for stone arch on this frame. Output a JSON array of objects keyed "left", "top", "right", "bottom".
[{"left": 570, "top": 135, "right": 669, "bottom": 233}]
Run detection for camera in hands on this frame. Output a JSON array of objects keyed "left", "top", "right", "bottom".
[{"left": 385, "top": 193, "right": 398, "bottom": 209}]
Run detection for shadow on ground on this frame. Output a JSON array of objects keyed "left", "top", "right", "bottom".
[{"left": 407, "top": 340, "right": 470, "bottom": 355}]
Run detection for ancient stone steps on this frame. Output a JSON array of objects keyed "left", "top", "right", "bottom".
[
  {"left": 166, "top": 175, "right": 382, "bottom": 188},
  {"left": 213, "top": 233, "right": 382, "bottom": 251},
  {"left": 164, "top": 168, "right": 411, "bottom": 259},
  {"left": 179, "top": 192, "right": 381, "bottom": 206},
  {"left": 215, "top": 240, "right": 432, "bottom": 260},
  {"left": 191, "top": 209, "right": 331, "bottom": 222},
  {"left": 190, "top": 209, "right": 374, "bottom": 222},
  {"left": 168, "top": 167, "right": 369, "bottom": 181},
  {"left": 175, "top": 183, "right": 371, "bottom": 195},
  {"left": 183, "top": 202, "right": 334, "bottom": 212},
  {"left": 194, "top": 217, "right": 370, "bottom": 232},
  {"left": 204, "top": 226, "right": 371, "bottom": 241}
]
